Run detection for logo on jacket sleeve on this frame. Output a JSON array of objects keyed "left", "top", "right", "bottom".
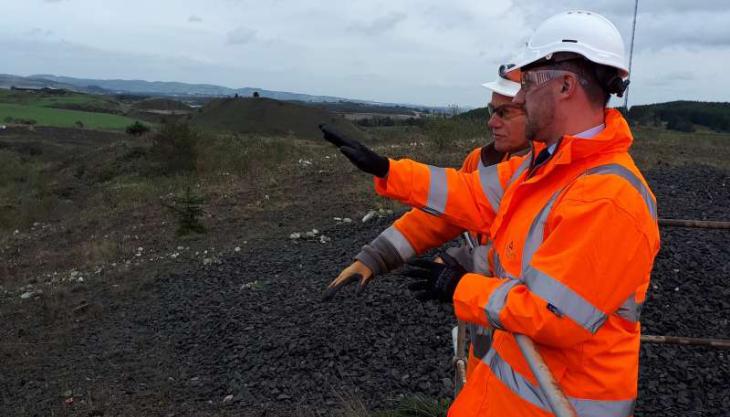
[{"left": 505, "top": 240, "right": 516, "bottom": 260}]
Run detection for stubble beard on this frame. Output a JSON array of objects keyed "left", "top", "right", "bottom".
[{"left": 525, "top": 102, "right": 553, "bottom": 143}]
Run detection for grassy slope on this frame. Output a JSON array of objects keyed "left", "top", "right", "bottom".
[
  {"left": 0, "top": 102, "right": 142, "bottom": 129},
  {"left": 0, "top": 89, "right": 142, "bottom": 129},
  {"left": 191, "top": 96, "right": 363, "bottom": 139},
  {"left": 0, "top": 89, "right": 123, "bottom": 112},
  {"left": 0, "top": 121, "right": 727, "bottom": 280}
]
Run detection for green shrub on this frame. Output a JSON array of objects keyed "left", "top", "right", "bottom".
[
  {"left": 3, "top": 117, "right": 38, "bottom": 125},
  {"left": 164, "top": 186, "right": 206, "bottom": 236},
  {"left": 126, "top": 121, "right": 150, "bottom": 136},
  {"left": 148, "top": 123, "right": 199, "bottom": 174}
]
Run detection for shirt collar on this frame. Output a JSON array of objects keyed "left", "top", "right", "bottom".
[
  {"left": 547, "top": 123, "right": 605, "bottom": 155},
  {"left": 574, "top": 123, "right": 606, "bottom": 139}
]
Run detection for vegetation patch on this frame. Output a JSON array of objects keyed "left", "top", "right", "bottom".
[
  {"left": 0, "top": 102, "right": 142, "bottom": 130},
  {"left": 191, "top": 96, "right": 362, "bottom": 139}
]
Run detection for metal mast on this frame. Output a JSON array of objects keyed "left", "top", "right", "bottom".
[{"left": 624, "top": 0, "right": 639, "bottom": 109}]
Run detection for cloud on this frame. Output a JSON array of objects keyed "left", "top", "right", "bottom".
[
  {"left": 642, "top": 70, "right": 694, "bottom": 87},
  {"left": 635, "top": 11, "right": 730, "bottom": 50},
  {"left": 3, "top": 0, "right": 726, "bottom": 106},
  {"left": 27, "top": 28, "right": 53, "bottom": 37},
  {"left": 225, "top": 26, "right": 256, "bottom": 45},
  {"left": 510, "top": 1, "right": 730, "bottom": 51},
  {"left": 348, "top": 12, "right": 407, "bottom": 35}
]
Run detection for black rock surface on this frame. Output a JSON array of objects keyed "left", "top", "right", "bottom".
[{"left": 2, "top": 164, "right": 728, "bottom": 417}]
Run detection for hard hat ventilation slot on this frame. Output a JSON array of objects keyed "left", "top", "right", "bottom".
[{"left": 562, "top": 39, "right": 578, "bottom": 43}]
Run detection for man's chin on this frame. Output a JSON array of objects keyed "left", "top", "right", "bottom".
[{"left": 492, "top": 138, "right": 505, "bottom": 153}]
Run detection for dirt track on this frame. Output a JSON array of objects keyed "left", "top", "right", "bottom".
[{"left": 1, "top": 163, "right": 729, "bottom": 417}]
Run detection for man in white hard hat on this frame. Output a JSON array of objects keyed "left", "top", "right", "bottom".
[
  {"left": 320, "top": 10, "right": 660, "bottom": 417},
  {"left": 322, "top": 71, "right": 529, "bottom": 378}
]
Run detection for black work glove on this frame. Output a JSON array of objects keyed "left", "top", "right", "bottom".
[
  {"left": 319, "top": 123, "right": 389, "bottom": 178},
  {"left": 402, "top": 253, "right": 467, "bottom": 303}
]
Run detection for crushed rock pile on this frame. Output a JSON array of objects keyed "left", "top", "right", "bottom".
[{"left": 2, "top": 164, "right": 728, "bottom": 417}]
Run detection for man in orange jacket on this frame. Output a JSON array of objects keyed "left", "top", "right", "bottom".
[
  {"left": 322, "top": 72, "right": 529, "bottom": 377},
  {"left": 321, "top": 10, "right": 660, "bottom": 417}
]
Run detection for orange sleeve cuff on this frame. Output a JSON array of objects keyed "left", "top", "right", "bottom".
[{"left": 453, "top": 273, "right": 504, "bottom": 328}]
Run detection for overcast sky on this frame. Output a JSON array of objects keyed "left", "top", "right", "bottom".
[{"left": 0, "top": 0, "right": 726, "bottom": 107}]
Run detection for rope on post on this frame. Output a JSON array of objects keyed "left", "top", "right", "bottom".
[
  {"left": 641, "top": 334, "right": 730, "bottom": 349},
  {"left": 659, "top": 218, "right": 730, "bottom": 229}
]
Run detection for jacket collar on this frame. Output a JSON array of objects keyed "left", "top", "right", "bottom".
[{"left": 532, "top": 109, "right": 632, "bottom": 167}]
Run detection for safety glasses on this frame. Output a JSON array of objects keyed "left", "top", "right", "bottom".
[
  {"left": 520, "top": 69, "right": 587, "bottom": 93},
  {"left": 487, "top": 102, "right": 524, "bottom": 120}
]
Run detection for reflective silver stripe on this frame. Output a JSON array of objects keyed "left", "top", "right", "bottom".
[
  {"left": 523, "top": 264, "right": 608, "bottom": 334},
  {"left": 484, "top": 348, "right": 635, "bottom": 417},
  {"left": 479, "top": 164, "right": 503, "bottom": 212},
  {"left": 493, "top": 251, "right": 516, "bottom": 280},
  {"left": 585, "top": 164, "right": 657, "bottom": 220},
  {"left": 517, "top": 163, "right": 652, "bottom": 332},
  {"left": 615, "top": 294, "right": 642, "bottom": 323},
  {"left": 573, "top": 398, "right": 636, "bottom": 417},
  {"left": 493, "top": 250, "right": 504, "bottom": 277},
  {"left": 484, "top": 348, "right": 547, "bottom": 409},
  {"left": 506, "top": 152, "right": 532, "bottom": 188},
  {"left": 521, "top": 190, "right": 561, "bottom": 273},
  {"left": 485, "top": 279, "right": 520, "bottom": 329},
  {"left": 477, "top": 157, "right": 488, "bottom": 171},
  {"left": 380, "top": 226, "right": 416, "bottom": 262},
  {"left": 424, "top": 166, "right": 448, "bottom": 216}
]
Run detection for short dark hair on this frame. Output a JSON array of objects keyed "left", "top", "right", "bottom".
[{"left": 525, "top": 52, "right": 622, "bottom": 107}]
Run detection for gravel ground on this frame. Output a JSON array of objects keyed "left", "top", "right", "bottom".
[{"left": 1, "top": 164, "right": 729, "bottom": 417}]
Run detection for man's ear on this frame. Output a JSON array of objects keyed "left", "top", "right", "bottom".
[{"left": 559, "top": 75, "right": 577, "bottom": 97}]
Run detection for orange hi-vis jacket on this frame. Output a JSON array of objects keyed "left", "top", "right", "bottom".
[
  {"left": 354, "top": 143, "right": 512, "bottom": 376},
  {"left": 355, "top": 144, "right": 507, "bottom": 275},
  {"left": 373, "top": 109, "right": 660, "bottom": 417}
]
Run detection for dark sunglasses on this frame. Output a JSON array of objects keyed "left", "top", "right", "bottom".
[{"left": 487, "top": 102, "right": 525, "bottom": 119}]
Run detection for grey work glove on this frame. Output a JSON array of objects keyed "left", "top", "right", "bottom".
[{"left": 319, "top": 124, "right": 389, "bottom": 178}]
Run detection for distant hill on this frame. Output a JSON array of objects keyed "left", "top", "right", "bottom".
[
  {"left": 0, "top": 74, "right": 81, "bottom": 91},
  {"left": 30, "top": 74, "right": 360, "bottom": 103},
  {"left": 455, "top": 107, "right": 489, "bottom": 121},
  {"left": 2, "top": 73, "right": 446, "bottom": 113},
  {"left": 132, "top": 98, "right": 191, "bottom": 111},
  {"left": 628, "top": 101, "right": 730, "bottom": 132},
  {"left": 190, "top": 96, "right": 363, "bottom": 139}
]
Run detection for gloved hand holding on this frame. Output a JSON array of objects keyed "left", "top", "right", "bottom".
[
  {"left": 319, "top": 124, "right": 389, "bottom": 178},
  {"left": 402, "top": 252, "right": 466, "bottom": 303},
  {"left": 322, "top": 260, "right": 374, "bottom": 301}
]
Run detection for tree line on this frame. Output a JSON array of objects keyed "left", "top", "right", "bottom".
[{"left": 627, "top": 101, "right": 730, "bottom": 133}]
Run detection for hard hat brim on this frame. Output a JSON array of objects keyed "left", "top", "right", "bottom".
[{"left": 481, "top": 77, "right": 520, "bottom": 98}]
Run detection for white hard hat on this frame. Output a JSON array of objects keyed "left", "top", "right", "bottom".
[
  {"left": 481, "top": 76, "right": 520, "bottom": 98},
  {"left": 504, "top": 10, "right": 628, "bottom": 80}
]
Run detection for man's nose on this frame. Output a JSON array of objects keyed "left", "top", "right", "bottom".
[{"left": 487, "top": 114, "right": 500, "bottom": 129}]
